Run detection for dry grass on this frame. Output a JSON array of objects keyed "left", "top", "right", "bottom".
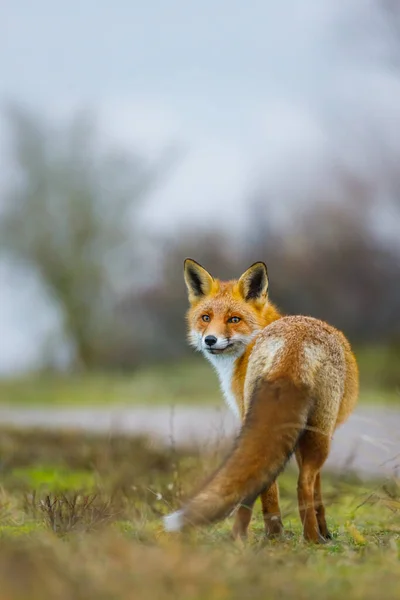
[{"left": 0, "top": 427, "right": 399, "bottom": 599}]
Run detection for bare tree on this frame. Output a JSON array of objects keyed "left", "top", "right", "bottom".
[
  {"left": 0, "top": 105, "right": 174, "bottom": 370},
  {"left": 244, "top": 187, "right": 400, "bottom": 345}
]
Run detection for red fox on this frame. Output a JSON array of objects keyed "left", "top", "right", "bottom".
[{"left": 163, "top": 259, "right": 359, "bottom": 543}]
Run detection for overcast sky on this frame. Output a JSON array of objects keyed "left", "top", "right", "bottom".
[{"left": 1, "top": 0, "right": 400, "bottom": 373}]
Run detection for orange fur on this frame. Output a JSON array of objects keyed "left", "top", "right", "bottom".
[{"left": 163, "top": 260, "right": 359, "bottom": 543}]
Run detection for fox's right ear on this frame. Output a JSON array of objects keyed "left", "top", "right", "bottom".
[
  {"left": 184, "top": 258, "right": 214, "bottom": 302},
  {"left": 238, "top": 261, "right": 269, "bottom": 302}
]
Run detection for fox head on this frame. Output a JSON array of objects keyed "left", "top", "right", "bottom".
[{"left": 183, "top": 259, "right": 270, "bottom": 360}]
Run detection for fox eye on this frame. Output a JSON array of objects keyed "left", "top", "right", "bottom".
[
  {"left": 228, "top": 316, "right": 241, "bottom": 323},
  {"left": 202, "top": 315, "right": 210, "bottom": 322}
]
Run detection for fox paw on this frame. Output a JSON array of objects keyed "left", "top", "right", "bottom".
[{"left": 265, "top": 516, "right": 284, "bottom": 539}]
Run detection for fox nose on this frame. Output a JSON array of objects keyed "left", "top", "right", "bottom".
[{"left": 204, "top": 335, "right": 218, "bottom": 347}]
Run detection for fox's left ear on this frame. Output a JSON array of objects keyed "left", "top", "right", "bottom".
[
  {"left": 238, "top": 262, "right": 269, "bottom": 302},
  {"left": 184, "top": 258, "right": 214, "bottom": 303}
]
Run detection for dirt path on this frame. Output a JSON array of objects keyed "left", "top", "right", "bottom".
[{"left": 0, "top": 404, "right": 399, "bottom": 478}]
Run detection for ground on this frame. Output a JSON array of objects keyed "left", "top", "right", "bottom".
[
  {"left": 0, "top": 353, "right": 399, "bottom": 599},
  {"left": 0, "top": 427, "right": 399, "bottom": 600}
]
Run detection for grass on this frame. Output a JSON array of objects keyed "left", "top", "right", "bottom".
[
  {"left": 0, "top": 351, "right": 398, "bottom": 407},
  {"left": 0, "top": 427, "right": 399, "bottom": 599},
  {"left": 0, "top": 358, "right": 218, "bottom": 406}
]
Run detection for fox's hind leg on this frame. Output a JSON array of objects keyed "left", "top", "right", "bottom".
[
  {"left": 260, "top": 482, "right": 284, "bottom": 538},
  {"left": 314, "top": 471, "right": 332, "bottom": 540},
  {"left": 296, "top": 432, "right": 330, "bottom": 543}
]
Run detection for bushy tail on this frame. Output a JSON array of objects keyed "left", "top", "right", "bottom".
[{"left": 164, "top": 377, "right": 313, "bottom": 531}]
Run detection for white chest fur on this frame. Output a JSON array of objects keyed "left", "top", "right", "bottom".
[{"left": 205, "top": 353, "right": 240, "bottom": 419}]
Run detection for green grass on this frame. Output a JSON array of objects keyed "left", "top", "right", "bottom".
[
  {"left": 356, "top": 344, "right": 400, "bottom": 390},
  {"left": 0, "top": 352, "right": 398, "bottom": 407},
  {"left": 0, "top": 358, "right": 220, "bottom": 406},
  {"left": 8, "top": 466, "right": 97, "bottom": 491},
  {"left": 0, "top": 427, "right": 399, "bottom": 599}
]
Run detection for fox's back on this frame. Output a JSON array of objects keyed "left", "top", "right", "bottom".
[{"left": 244, "top": 315, "right": 359, "bottom": 434}]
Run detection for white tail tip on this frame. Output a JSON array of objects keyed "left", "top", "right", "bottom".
[{"left": 163, "top": 509, "right": 184, "bottom": 532}]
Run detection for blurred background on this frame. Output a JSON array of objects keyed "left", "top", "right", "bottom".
[
  {"left": 1, "top": 0, "right": 400, "bottom": 405},
  {"left": 1, "top": 6, "right": 400, "bottom": 598}
]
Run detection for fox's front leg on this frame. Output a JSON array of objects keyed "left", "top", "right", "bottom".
[
  {"left": 260, "top": 482, "right": 284, "bottom": 538},
  {"left": 231, "top": 501, "right": 254, "bottom": 540},
  {"left": 231, "top": 482, "right": 283, "bottom": 540}
]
